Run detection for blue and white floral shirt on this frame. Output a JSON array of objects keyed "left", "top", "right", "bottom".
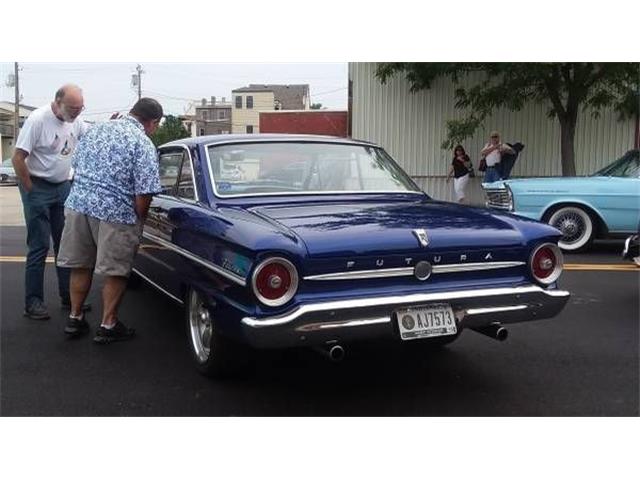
[{"left": 65, "top": 115, "right": 161, "bottom": 224}]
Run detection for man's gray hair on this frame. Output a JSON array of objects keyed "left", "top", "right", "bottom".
[{"left": 54, "top": 84, "right": 82, "bottom": 102}]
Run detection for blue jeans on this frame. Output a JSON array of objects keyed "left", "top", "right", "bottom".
[
  {"left": 484, "top": 166, "right": 502, "bottom": 184},
  {"left": 18, "top": 177, "right": 71, "bottom": 308}
]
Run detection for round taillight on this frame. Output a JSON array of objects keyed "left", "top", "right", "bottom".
[
  {"left": 251, "top": 257, "right": 299, "bottom": 307},
  {"left": 530, "top": 243, "right": 563, "bottom": 285}
]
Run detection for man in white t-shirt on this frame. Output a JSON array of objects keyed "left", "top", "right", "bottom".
[
  {"left": 480, "top": 131, "right": 515, "bottom": 183},
  {"left": 12, "top": 84, "right": 91, "bottom": 320}
]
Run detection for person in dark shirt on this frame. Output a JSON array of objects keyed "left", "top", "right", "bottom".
[
  {"left": 446, "top": 145, "right": 473, "bottom": 203},
  {"left": 498, "top": 142, "right": 525, "bottom": 179}
]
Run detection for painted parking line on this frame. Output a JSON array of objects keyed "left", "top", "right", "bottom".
[
  {"left": 0, "top": 256, "right": 55, "bottom": 263},
  {"left": 564, "top": 263, "right": 638, "bottom": 271},
  {"left": 0, "top": 256, "right": 637, "bottom": 271}
]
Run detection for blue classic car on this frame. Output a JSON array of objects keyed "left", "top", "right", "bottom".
[
  {"left": 484, "top": 149, "right": 640, "bottom": 251},
  {"left": 132, "top": 135, "right": 570, "bottom": 376}
]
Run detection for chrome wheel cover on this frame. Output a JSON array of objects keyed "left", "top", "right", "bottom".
[
  {"left": 188, "top": 290, "right": 213, "bottom": 364},
  {"left": 549, "top": 207, "right": 593, "bottom": 250}
]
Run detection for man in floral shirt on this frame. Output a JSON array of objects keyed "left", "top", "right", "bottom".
[{"left": 57, "top": 98, "right": 163, "bottom": 344}]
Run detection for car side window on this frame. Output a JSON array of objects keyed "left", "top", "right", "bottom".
[
  {"left": 177, "top": 152, "right": 196, "bottom": 200},
  {"left": 158, "top": 152, "right": 183, "bottom": 196}
]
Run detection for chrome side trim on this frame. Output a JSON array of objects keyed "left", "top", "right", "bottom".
[
  {"left": 622, "top": 235, "right": 631, "bottom": 258},
  {"left": 142, "top": 232, "right": 247, "bottom": 286},
  {"left": 305, "top": 267, "right": 414, "bottom": 281},
  {"left": 131, "top": 268, "right": 184, "bottom": 304},
  {"left": 465, "top": 305, "right": 528, "bottom": 315},
  {"left": 433, "top": 261, "right": 525, "bottom": 274},
  {"left": 296, "top": 317, "right": 391, "bottom": 332},
  {"left": 303, "top": 261, "right": 525, "bottom": 281},
  {"left": 241, "top": 285, "right": 568, "bottom": 328},
  {"left": 203, "top": 138, "right": 377, "bottom": 149}
]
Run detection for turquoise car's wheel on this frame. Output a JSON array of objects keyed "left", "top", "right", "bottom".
[{"left": 548, "top": 206, "right": 594, "bottom": 252}]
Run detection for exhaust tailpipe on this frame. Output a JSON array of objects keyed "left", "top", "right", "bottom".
[
  {"left": 471, "top": 323, "right": 509, "bottom": 342},
  {"left": 329, "top": 345, "right": 345, "bottom": 362},
  {"left": 314, "top": 343, "right": 346, "bottom": 362}
]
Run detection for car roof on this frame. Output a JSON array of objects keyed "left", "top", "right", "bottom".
[{"left": 160, "top": 134, "right": 378, "bottom": 149}]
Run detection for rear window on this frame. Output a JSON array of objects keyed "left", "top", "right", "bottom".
[{"left": 206, "top": 142, "right": 421, "bottom": 197}]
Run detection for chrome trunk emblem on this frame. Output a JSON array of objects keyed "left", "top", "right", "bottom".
[{"left": 413, "top": 229, "right": 430, "bottom": 247}]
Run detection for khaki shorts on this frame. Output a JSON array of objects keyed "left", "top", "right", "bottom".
[{"left": 57, "top": 209, "right": 143, "bottom": 277}]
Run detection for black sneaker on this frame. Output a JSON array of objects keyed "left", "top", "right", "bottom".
[
  {"left": 64, "top": 315, "right": 90, "bottom": 338},
  {"left": 60, "top": 297, "right": 92, "bottom": 312},
  {"left": 93, "top": 321, "right": 136, "bottom": 345},
  {"left": 24, "top": 300, "right": 51, "bottom": 320}
]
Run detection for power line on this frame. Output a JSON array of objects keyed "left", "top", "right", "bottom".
[
  {"left": 310, "top": 87, "right": 348, "bottom": 98},
  {"left": 143, "top": 90, "right": 202, "bottom": 102}
]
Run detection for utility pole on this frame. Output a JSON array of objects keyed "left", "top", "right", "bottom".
[
  {"left": 131, "top": 64, "right": 144, "bottom": 100},
  {"left": 14, "top": 62, "right": 20, "bottom": 142}
]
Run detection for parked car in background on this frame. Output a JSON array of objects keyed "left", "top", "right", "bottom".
[
  {"left": 484, "top": 149, "right": 640, "bottom": 251},
  {"left": 0, "top": 158, "right": 18, "bottom": 184},
  {"left": 131, "top": 134, "right": 570, "bottom": 377}
]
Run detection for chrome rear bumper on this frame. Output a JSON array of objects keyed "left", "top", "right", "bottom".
[
  {"left": 622, "top": 234, "right": 638, "bottom": 259},
  {"left": 240, "top": 285, "right": 570, "bottom": 348}
]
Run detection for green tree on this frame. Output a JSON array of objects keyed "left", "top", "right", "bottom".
[
  {"left": 150, "top": 115, "right": 190, "bottom": 146},
  {"left": 376, "top": 63, "right": 639, "bottom": 176},
  {"left": 310, "top": 103, "right": 323, "bottom": 109}
]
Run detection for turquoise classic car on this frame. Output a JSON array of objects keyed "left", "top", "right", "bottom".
[{"left": 484, "top": 149, "right": 640, "bottom": 251}]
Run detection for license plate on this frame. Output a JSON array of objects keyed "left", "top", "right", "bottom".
[{"left": 396, "top": 304, "right": 457, "bottom": 341}]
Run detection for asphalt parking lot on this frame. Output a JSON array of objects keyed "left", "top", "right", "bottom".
[{"left": 0, "top": 185, "right": 638, "bottom": 416}]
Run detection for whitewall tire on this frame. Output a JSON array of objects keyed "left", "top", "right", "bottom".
[{"left": 547, "top": 206, "right": 594, "bottom": 252}]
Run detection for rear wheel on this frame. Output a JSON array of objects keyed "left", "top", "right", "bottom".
[
  {"left": 547, "top": 206, "right": 594, "bottom": 252},
  {"left": 186, "top": 288, "right": 250, "bottom": 378}
]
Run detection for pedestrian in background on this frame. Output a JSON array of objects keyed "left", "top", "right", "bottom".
[
  {"left": 480, "top": 131, "right": 515, "bottom": 183},
  {"left": 57, "top": 98, "right": 163, "bottom": 344},
  {"left": 498, "top": 142, "right": 525, "bottom": 180},
  {"left": 12, "top": 84, "right": 91, "bottom": 320},
  {"left": 446, "top": 145, "right": 473, "bottom": 203}
]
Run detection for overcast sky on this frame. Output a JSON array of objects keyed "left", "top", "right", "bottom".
[{"left": 0, "top": 63, "right": 348, "bottom": 121}]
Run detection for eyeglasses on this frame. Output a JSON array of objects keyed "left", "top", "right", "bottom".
[
  {"left": 59, "top": 101, "right": 85, "bottom": 113},
  {"left": 65, "top": 105, "right": 85, "bottom": 113}
]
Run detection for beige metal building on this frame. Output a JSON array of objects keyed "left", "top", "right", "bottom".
[
  {"left": 0, "top": 102, "right": 36, "bottom": 159},
  {"left": 349, "top": 63, "right": 637, "bottom": 203},
  {"left": 231, "top": 84, "right": 310, "bottom": 134}
]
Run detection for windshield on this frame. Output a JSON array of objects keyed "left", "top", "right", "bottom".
[
  {"left": 2, "top": 159, "right": 12, "bottom": 167},
  {"left": 593, "top": 150, "right": 640, "bottom": 178},
  {"left": 207, "top": 142, "right": 421, "bottom": 197}
]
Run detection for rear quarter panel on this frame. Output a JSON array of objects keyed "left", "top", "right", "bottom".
[{"left": 507, "top": 177, "right": 640, "bottom": 233}]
